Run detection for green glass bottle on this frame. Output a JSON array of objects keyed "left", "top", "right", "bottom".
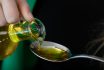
[{"left": 0, "top": 18, "right": 46, "bottom": 60}]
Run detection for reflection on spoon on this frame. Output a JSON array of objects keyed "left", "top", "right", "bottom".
[{"left": 30, "top": 41, "right": 104, "bottom": 62}]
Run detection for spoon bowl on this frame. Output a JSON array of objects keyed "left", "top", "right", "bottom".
[{"left": 30, "top": 41, "right": 71, "bottom": 62}]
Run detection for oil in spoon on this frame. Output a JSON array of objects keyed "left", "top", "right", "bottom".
[{"left": 30, "top": 41, "right": 71, "bottom": 62}]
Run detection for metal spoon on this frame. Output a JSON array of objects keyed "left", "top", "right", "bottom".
[{"left": 30, "top": 41, "right": 104, "bottom": 62}]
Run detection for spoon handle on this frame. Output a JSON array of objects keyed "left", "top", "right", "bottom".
[{"left": 70, "top": 55, "right": 104, "bottom": 62}]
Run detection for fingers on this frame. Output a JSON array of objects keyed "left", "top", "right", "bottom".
[
  {"left": 0, "top": 0, "right": 34, "bottom": 26},
  {"left": 17, "top": 0, "right": 34, "bottom": 21},
  {"left": 0, "top": 5, "right": 6, "bottom": 26},
  {"left": 1, "top": 0, "right": 20, "bottom": 23}
]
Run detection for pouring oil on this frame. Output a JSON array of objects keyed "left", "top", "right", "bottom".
[
  {"left": 0, "top": 18, "right": 46, "bottom": 60},
  {"left": 0, "top": 18, "right": 70, "bottom": 62}
]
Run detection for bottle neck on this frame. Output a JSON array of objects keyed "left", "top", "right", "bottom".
[{"left": 8, "top": 18, "right": 46, "bottom": 43}]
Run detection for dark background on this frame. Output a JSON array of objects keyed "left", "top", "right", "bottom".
[
  {"left": 1, "top": 0, "right": 104, "bottom": 70},
  {"left": 31, "top": 0, "right": 104, "bottom": 70}
]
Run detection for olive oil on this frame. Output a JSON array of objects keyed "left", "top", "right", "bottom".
[
  {"left": 0, "top": 25, "right": 19, "bottom": 60},
  {"left": 0, "top": 18, "right": 70, "bottom": 62},
  {"left": 0, "top": 18, "right": 46, "bottom": 60},
  {"left": 30, "top": 41, "right": 70, "bottom": 62}
]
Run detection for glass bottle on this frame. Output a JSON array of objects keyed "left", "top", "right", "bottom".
[{"left": 0, "top": 18, "right": 46, "bottom": 60}]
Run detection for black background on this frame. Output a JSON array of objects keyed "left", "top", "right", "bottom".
[{"left": 32, "top": 0, "right": 104, "bottom": 70}]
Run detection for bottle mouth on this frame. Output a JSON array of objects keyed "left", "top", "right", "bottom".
[{"left": 29, "top": 18, "right": 46, "bottom": 44}]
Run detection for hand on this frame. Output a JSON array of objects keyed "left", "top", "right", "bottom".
[{"left": 0, "top": 0, "right": 34, "bottom": 26}]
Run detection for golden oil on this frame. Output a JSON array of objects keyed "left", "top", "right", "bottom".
[
  {"left": 0, "top": 18, "right": 46, "bottom": 60},
  {"left": 30, "top": 43, "right": 70, "bottom": 61},
  {"left": 0, "top": 25, "right": 19, "bottom": 60}
]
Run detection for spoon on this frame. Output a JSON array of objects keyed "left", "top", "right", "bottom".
[{"left": 30, "top": 41, "right": 104, "bottom": 62}]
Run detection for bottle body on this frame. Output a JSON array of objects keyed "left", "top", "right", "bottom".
[
  {"left": 0, "top": 25, "right": 18, "bottom": 60},
  {"left": 0, "top": 18, "right": 46, "bottom": 60}
]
